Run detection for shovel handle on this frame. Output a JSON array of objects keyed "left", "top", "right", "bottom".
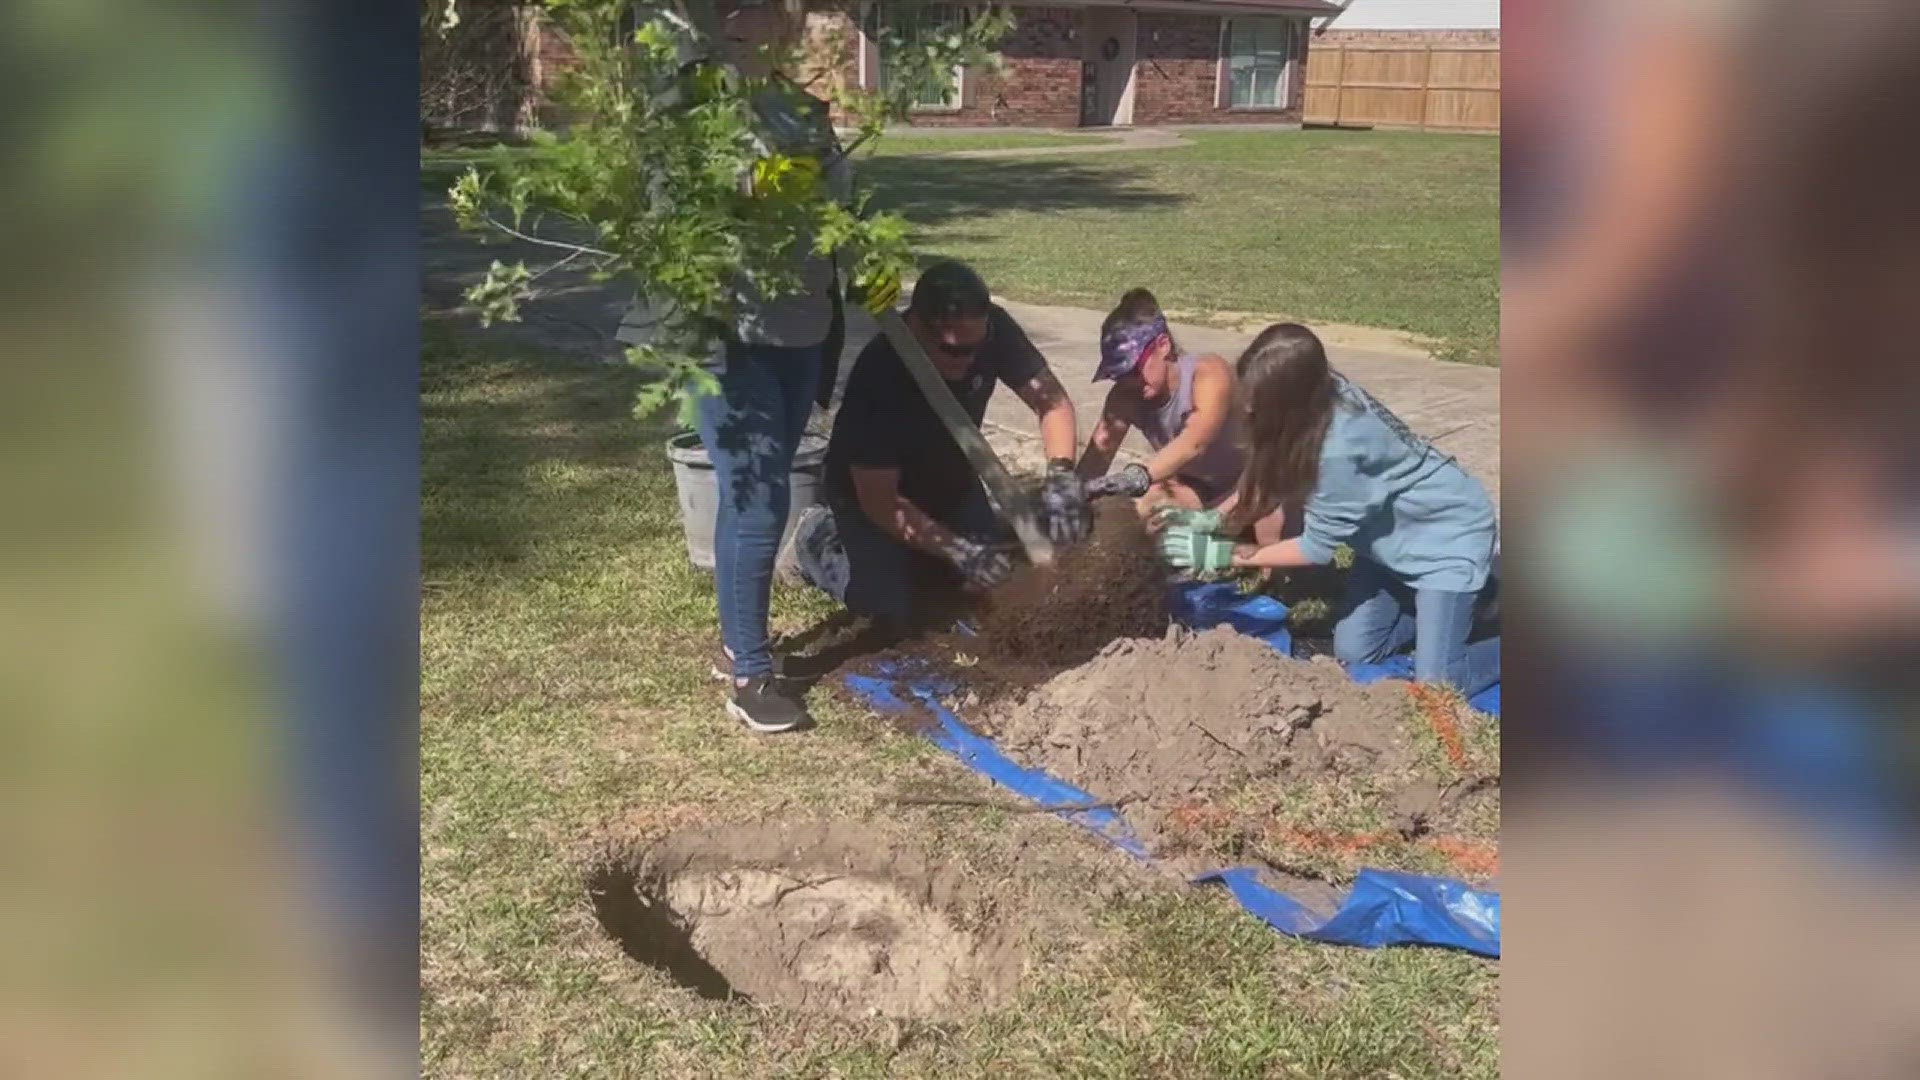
[{"left": 874, "top": 310, "right": 1056, "bottom": 567}]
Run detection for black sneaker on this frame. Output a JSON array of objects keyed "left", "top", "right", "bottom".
[{"left": 726, "top": 676, "right": 809, "bottom": 734}]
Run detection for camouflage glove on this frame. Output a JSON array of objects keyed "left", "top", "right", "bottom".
[
  {"left": 1039, "top": 459, "right": 1093, "bottom": 545},
  {"left": 1157, "top": 526, "right": 1237, "bottom": 573},
  {"left": 947, "top": 537, "right": 1016, "bottom": 592},
  {"left": 851, "top": 265, "right": 902, "bottom": 316},
  {"left": 1149, "top": 505, "right": 1224, "bottom": 535},
  {"left": 1085, "top": 462, "right": 1151, "bottom": 500}
]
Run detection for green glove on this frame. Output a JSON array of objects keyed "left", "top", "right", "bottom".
[
  {"left": 1157, "top": 526, "right": 1236, "bottom": 572},
  {"left": 1150, "top": 506, "right": 1224, "bottom": 535}
]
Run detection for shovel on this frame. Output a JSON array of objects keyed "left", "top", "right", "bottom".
[{"left": 873, "top": 309, "right": 1057, "bottom": 568}]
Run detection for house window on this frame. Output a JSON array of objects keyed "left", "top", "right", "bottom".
[
  {"left": 863, "top": 3, "right": 968, "bottom": 109},
  {"left": 1225, "top": 18, "right": 1293, "bottom": 109}
]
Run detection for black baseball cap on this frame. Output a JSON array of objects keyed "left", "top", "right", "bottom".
[{"left": 908, "top": 260, "right": 992, "bottom": 322}]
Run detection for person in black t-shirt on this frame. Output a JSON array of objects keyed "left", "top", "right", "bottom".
[{"left": 801, "top": 261, "right": 1087, "bottom": 627}]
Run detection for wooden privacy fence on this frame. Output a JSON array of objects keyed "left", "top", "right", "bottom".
[{"left": 1304, "top": 45, "right": 1499, "bottom": 133}]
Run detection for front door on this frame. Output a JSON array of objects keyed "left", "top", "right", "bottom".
[{"left": 1078, "top": 7, "right": 1136, "bottom": 126}]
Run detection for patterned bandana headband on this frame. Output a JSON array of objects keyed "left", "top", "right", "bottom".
[{"left": 1097, "top": 315, "right": 1170, "bottom": 380}]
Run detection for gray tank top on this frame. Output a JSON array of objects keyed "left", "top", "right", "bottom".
[{"left": 1133, "top": 353, "right": 1245, "bottom": 498}]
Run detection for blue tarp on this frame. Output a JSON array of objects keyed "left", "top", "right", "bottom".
[
  {"left": 845, "top": 670, "right": 1149, "bottom": 860},
  {"left": 844, "top": 610, "right": 1503, "bottom": 956},
  {"left": 1196, "top": 868, "right": 1499, "bottom": 955}
]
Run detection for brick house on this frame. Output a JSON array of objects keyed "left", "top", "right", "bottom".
[
  {"left": 817, "top": 1, "right": 1343, "bottom": 128},
  {"left": 430, "top": 1, "right": 1343, "bottom": 134}
]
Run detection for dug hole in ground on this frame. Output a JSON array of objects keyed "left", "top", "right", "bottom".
[{"left": 589, "top": 504, "right": 1497, "bottom": 1019}]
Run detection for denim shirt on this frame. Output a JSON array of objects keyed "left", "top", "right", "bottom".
[{"left": 1295, "top": 378, "right": 1498, "bottom": 593}]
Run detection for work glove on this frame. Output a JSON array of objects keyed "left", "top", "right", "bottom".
[
  {"left": 851, "top": 265, "right": 902, "bottom": 316},
  {"left": 946, "top": 537, "right": 1016, "bottom": 593},
  {"left": 1149, "top": 505, "right": 1224, "bottom": 535},
  {"left": 1085, "top": 462, "right": 1151, "bottom": 500},
  {"left": 1157, "top": 526, "right": 1237, "bottom": 573},
  {"left": 1038, "top": 459, "right": 1094, "bottom": 545},
  {"left": 791, "top": 505, "right": 850, "bottom": 603}
]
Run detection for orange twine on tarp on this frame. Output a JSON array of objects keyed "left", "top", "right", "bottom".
[
  {"left": 1266, "top": 825, "right": 1499, "bottom": 879},
  {"left": 1408, "top": 682, "right": 1469, "bottom": 770}
]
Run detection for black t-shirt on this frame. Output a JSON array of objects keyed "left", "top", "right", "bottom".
[{"left": 825, "top": 305, "right": 1048, "bottom": 516}]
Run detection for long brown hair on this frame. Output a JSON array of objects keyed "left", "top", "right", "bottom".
[{"left": 1228, "top": 323, "right": 1337, "bottom": 533}]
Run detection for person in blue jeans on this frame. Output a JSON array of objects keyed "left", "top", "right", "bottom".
[
  {"left": 620, "top": 8, "right": 895, "bottom": 734},
  {"left": 1156, "top": 323, "right": 1500, "bottom": 699},
  {"left": 689, "top": 337, "right": 827, "bottom": 734}
]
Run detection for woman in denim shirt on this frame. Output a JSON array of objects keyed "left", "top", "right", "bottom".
[{"left": 1157, "top": 324, "right": 1500, "bottom": 697}]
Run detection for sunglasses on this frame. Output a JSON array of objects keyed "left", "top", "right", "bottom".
[{"left": 922, "top": 317, "right": 991, "bottom": 359}]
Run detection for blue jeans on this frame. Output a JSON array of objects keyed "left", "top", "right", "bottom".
[
  {"left": 1332, "top": 559, "right": 1501, "bottom": 699},
  {"left": 832, "top": 487, "right": 1005, "bottom": 626},
  {"left": 692, "top": 341, "right": 822, "bottom": 679}
]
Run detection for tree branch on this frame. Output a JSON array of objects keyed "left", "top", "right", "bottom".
[
  {"left": 525, "top": 246, "right": 597, "bottom": 283},
  {"left": 478, "top": 213, "right": 618, "bottom": 260}
]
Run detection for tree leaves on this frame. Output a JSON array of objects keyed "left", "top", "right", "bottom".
[
  {"left": 464, "top": 261, "right": 533, "bottom": 328},
  {"left": 628, "top": 346, "right": 721, "bottom": 430},
  {"left": 448, "top": 0, "right": 1011, "bottom": 418}
]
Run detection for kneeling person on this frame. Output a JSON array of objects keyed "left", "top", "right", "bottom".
[
  {"left": 1077, "top": 288, "right": 1245, "bottom": 519},
  {"left": 806, "top": 261, "right": 1084, "bottom": 627}
]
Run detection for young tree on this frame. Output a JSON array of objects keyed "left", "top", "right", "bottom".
[{"left": 442, "top": 0, "right": 1013, "bottom": 424}]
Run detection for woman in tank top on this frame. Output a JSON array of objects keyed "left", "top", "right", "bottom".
[{"left": 1076, "top": 289, "right": 1289, "bottom": 543}]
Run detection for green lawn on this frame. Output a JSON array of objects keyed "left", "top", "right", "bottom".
[
  {"left": 863, "top": 130, "right": 1499, "bottom": 363},
  {"left": 858, "top": 131, "right": 1121, "bottom": 156},
  {"left": 421, "top": 142, "right": 543, "bottom": 200},
  {"left": 426, "top": 130, "right": 1496, "bottom": 361},
  {"left": 419, "top": 330, "right": 1499, "bottom": 1077},
  {"left": 419, "top": 131, "right": 1115, "bottom": 198}
]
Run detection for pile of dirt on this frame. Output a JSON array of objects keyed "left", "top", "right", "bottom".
[
  {"left": 983, "top": 624, "right": 1421, "bottom": 849},
  {"left": 973, "top": 501, "right": 1170, "bottom": 666},
  {"left": 828, "top": 502, "right": 1171, "bottom": 728},
  {"left": 587, "top": 822, "right": 1025, "bottom": 1019}
]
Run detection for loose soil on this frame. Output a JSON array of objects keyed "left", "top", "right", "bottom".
[
  {"left": 981, "top": 625, "right": 1426, "bottom": 853},
  {"left": 972, "top": 501, "right": 1169, "bottom": 666},
  {"left": 815, "top": 501, "right": 1171, "bottom": 725},
  {"left": 1250, "top": 867, "right": 1349, "bottom": 920},
  {"left": 587, "top": 822, "right": 1026, "bottom": 1019},
  {"left": 810, "top": 500, "right": 1497, "bottom": 888}
]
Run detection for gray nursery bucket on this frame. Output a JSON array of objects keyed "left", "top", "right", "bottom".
[{"left": 666, "top": 431, "right": 829, "bottom": 571}]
